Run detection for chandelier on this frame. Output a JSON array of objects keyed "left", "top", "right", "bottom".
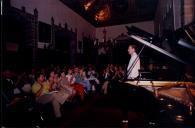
[
  {"left": 83, "top": 0, "right": 111, "bottom": 22},
  {"left": 95, "top": 4, "right": 110, "bottom": 22},
  {"left": 84, "top": 0, "right": 95, "bottom": 11}
]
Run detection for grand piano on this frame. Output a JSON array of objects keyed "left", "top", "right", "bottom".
[{"left": 118, "top": 23, "right": 195, "bottom": 125}]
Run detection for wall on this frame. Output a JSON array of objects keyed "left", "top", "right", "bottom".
[
  {"left": 154, "top": 0, "right": 176, "bottom": 36},
  {"left": 184, "top": 0, "right": 195, "bottom": 25},
  {"left": 11, "top": 0, "right": 96, "bottom": 41},
  {"left": 96, "top": 21, "right": 154, "bottom": 41},
  {"left": 154, "top": 0, "right": 195, "bottom": 37},
  {"left": 173, "top": 0, "right": 182, "bottom": 29},
  {"left": 10, "top": 0, "right": 155, "bottom": 42}
]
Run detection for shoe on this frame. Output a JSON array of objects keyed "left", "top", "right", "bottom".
[{"left": 121, "top": 120, "right": 128, "bottom": 128}]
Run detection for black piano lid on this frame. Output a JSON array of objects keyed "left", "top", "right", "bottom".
[{"left": 126, "top": 24, "right": 195, "bottom": 64}]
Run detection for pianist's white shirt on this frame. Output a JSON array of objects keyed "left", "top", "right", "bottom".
[{"left": 127, "top": 52, "right": 140, "bottom": 79}]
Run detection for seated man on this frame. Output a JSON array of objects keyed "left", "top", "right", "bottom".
[
  {"left": 79, "top": 68, "right": 91, "bottom": 92},
  {"left": 2, "top": 69, "right": 23, "bottom": 107},
  {"left": 2, "top": 69, "right": 31, "bottom": 126},
  {"left": 32, "top": 72, "right": 62, "bottom": 118},
  {"left": 74, "top": 67, "right": 91, "bottom": 92}
]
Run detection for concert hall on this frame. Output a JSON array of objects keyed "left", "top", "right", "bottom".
[{"left": 1, "top": 0, "right": 195, "bottom": 127}]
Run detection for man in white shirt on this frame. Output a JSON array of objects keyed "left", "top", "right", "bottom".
[{"left": 127, "top": 45, "right": 140, "bottom": 79}]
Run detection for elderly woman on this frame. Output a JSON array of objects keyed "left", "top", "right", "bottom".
[
  {"left": 58, "top": 70, "right": 76, "bottom": 100},
  {"left": 46, "top": 71, "right": 70, "bottom": 105}
]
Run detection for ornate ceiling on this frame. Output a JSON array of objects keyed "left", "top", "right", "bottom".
[{"left": 60, "top": 0, "right": 158, "bottom": 27}]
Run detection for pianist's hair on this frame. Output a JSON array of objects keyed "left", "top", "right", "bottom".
[{"left": 129, "top": 44, "right": 137, "bottom": 51}]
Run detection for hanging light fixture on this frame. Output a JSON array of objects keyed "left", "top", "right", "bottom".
[
  {"left": 84, "top": 0, "right": 95, "bottom": 11},
  {"left": 95, "top": 4, "right": 111, "bottom": 22},
  {"left": 83, "top": 0, "right": 111, "bottom": 22}
]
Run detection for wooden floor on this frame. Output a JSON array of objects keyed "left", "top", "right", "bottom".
[
  {"left": 61, "top": 93, "right": 146, "bottom": 127},
  {"left": 2, "top": 91, "right": 195, "bottom": 127}
]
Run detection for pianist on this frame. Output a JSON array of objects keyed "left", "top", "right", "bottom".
[{"left": 127, "top": 44, "right": 140, "bottom": 79}]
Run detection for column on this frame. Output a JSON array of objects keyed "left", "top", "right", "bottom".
[
  {"left": 51, "top": 17, "right": 55, "bottom": 49},
  {"left": 32, "top": 8, "right": 38, "bottom": 67}
]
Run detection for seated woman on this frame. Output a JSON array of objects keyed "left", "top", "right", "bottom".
[
  {"left": 67, "top": 68, "right": 85, "bottom": 101},
  {"left": 32, "top": 72, "right": 60, "bottom": 117},
  {"left": 111, "top": 66, "right": 124, "bottom": 81},
  {"left": 87, "top": 66, "right": 100, "bottom": 87},
  {"left": 32, "top": 72, "right": 67, "bottom": 118},
  {"left": 58, "top": 70, "right": 76, "bottom": 101},
  {"left": 101, "top": 67, "right": 111, "bottom": 94},
  {"left": 74, "top": 67, "right": 91, "bottom": 92}
]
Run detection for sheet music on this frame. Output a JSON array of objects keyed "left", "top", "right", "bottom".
[{"left": 45, "top": 91, "right": 59, "bottom": 95}]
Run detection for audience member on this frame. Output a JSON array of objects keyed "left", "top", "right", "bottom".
[
  {"left": 2, "top": 69, "right": 24, "bottom": 107},
  {"left": 74, "top": 67, "right": 91, "bottom": 92},
  {"left": 101, "top": 64, "right": 125, "bottom": 94},
  {"left": 32, "top": 72, "right": 62, "bottom": 118},
  {"left": 2, "top": 63, "right": 125, "bottom": 125}
]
